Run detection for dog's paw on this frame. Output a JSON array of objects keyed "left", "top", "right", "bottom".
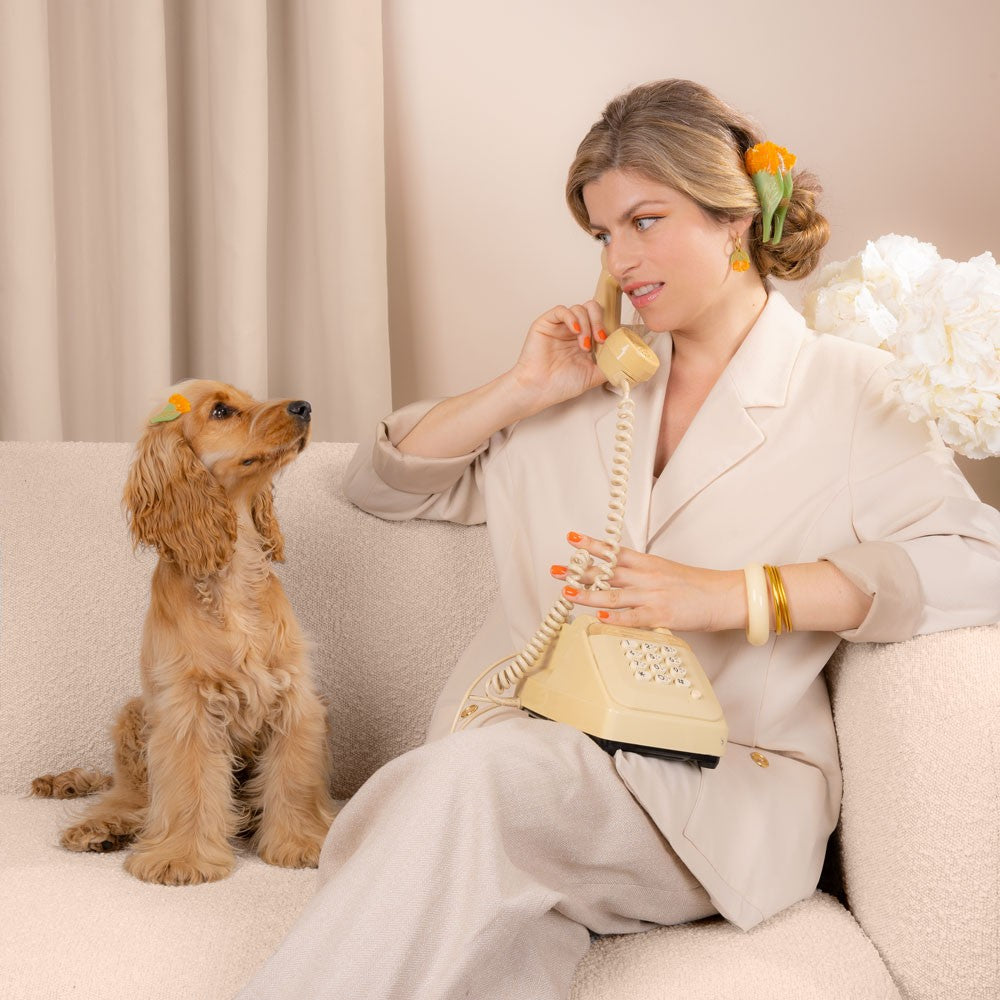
[
  {"left": 257, "top": 834, "right": 323, "bottom": 869},
  {"left": 124, "top": 850, "right": 234, "bottom": 886},
  {"left": 60, "top": 820, "right": 134, "bottom": 853},
  {"left": 32, "top": 768, "right": 112, "bottom": 799}
]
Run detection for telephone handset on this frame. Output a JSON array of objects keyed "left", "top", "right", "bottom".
[
  {"left": 590, "top": 270, "right": 660, "bottom": 388},
  {"left": 451, "top": 269, "right": 728, "bottom": 768}
]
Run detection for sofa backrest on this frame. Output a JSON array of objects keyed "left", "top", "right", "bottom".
[{"left": 0, "top": 442, "right": 496, "bottom": 798}]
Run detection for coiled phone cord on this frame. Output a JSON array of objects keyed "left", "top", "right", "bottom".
[{"left": 451, "top": 383, "right": 636, "bottom": 733}]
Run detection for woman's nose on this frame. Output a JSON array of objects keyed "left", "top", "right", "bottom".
[{"left": 603, "top": 238, "right": 638, "bottom": 284}]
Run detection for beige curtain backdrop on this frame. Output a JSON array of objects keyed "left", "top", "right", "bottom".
[{"left": 0, "top": 0, "right": 390, "bottom": 443}]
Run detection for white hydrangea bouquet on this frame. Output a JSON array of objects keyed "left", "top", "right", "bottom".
[{"left": 802, "top": 234, "right": 1000, "bottom": 459}]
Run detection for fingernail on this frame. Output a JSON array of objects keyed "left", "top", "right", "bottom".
[
  {"left": 572, "top": 321, "right": 581, "bottom": 333},
  {"left": 563, "top": 586, "right": 579, "bottom": 598},
  {"left": 598, "top": 610, "right": 610, "bottom": 620},
  {"left": 582, "top": 335, "right": 592, "bottom": 351},
  {"left": 567, "top": 531, "right": 582, "bottom": 543},
  {"left": 550, "top": 564, "right": 567, "bottom": 577},
  {"left": 596, "top": 329, "right": 607, "bottom": 342}
]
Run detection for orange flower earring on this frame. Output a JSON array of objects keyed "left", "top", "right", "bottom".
[{"left": 730, "top": 235, "right": 751, "bottom": 272}]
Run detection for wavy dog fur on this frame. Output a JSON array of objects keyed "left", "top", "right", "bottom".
[{"left": 33, "top": 380, "right": 336, "bottom": 885}]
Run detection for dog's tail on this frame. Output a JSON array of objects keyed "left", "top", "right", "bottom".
[{"left": 31, "top": 768, "right": 113, "bottom": 799}]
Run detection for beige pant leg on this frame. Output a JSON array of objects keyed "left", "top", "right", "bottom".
[{"left": 237, "top": 715, "right": 715, "bottom": 1000}]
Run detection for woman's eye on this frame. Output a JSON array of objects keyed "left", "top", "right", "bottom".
[
  {"left": 592, "top": 232, "right": 610, "bottom": 246},
  {"left": 635, "top": 216, "right": 660, "bottom": 232},
  {"left": 210, "top": 402, "right": 233, "bottom": 419}
]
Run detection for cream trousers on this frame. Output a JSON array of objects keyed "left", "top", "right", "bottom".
[{"left": 237, "top": 714, "right": 715, "bottom": 1000}]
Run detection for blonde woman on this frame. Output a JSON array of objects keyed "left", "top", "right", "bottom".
[{"left": 239, "top": 79, "right": 1000, "bottom": 1000}]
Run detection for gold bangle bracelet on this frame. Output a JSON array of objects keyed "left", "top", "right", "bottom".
[
  {"left": 743, "top": 564, "right": 769, "bottom": 645},
  {"left": 764, "top": 564, "right": 793, "bottom": 635}
]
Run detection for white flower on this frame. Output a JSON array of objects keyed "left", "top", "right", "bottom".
[{"left": 805, "top": 237, "right": 1000, "bottom": 459}]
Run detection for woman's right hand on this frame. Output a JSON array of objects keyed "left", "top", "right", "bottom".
[
  {"left": 507, "top": 299, "right": 610, "bottom": 415},
  {"left": 396, "top": 298, "right": 610, "bottom": 460}
]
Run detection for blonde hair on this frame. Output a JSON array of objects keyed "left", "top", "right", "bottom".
[{"left": 566, "top": 80, "right": 829, "bottom": 281}]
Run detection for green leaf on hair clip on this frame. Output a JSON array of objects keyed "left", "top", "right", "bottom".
[{"left": 745, "top": 142, "right": 796, "bottom": 246}]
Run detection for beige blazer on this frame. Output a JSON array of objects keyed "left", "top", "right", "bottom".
[{"left": 343, "top": 292, "right": 1000, "bottom": 930}]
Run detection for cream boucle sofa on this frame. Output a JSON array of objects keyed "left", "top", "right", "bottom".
[{"left": 2, "top": 441, "right": 997, "bottom": 1000}]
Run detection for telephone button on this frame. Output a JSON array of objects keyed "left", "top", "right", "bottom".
[
  {"left": 634, "top": 668, "right": 652, "bottom": 681},
  {"left": 675, "top": 677, "right": 691, "bottom": 688}
]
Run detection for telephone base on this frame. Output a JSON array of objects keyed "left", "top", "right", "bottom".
[{"left": 525, "top": 710, "right": 721, "bottom": 768}]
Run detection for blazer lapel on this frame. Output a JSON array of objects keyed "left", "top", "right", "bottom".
[{"left": 646, "top": 293, "right": 808, "bottom": 544}]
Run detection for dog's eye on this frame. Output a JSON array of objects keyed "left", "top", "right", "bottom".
[
  {"left": 210, "top": 402, "right": 234, "bottom": 420},
  {"left": 241, "top": 458, "right": 256, "bottom": 467}
]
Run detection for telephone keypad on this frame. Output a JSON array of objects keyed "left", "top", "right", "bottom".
[{"left": 620, "top": 637, "right": 702, "bottom": 698}]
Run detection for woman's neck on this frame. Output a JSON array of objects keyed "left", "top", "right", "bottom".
[{"left": 669, "top": 282, "right": 769, "bottom": 378}]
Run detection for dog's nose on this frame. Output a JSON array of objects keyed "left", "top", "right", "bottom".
[{"left": 287, "top": 400, "right": 311, "bottom": 423}]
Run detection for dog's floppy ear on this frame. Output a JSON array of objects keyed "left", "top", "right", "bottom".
[
  {"left": 250, "top": 487, "right": 285, "bottom": 562},
  {"left": 123, "top": 423, "right": 237, "bottom": 577}
]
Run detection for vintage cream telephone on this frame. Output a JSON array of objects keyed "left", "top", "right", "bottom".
[{"left": 451, "top": 269, "right": 728, "bottom": 768}]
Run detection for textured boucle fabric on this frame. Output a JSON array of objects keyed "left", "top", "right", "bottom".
[
  {"left": 1, "top": 797, "right": 322, "bottom": 999},
  {"left": 828, "top": 624, "right": 1000, "bottom": 1000},
  {"left": 572, "top": 892, "right": 900, "bottom": 999},
  {"left": 1, "top": 440, "right": 995, "bottom": 999}
]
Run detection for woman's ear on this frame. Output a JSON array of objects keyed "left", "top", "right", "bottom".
[
  {"left": 123, "top": 423, "right": 237, "bottom": 577},
  {"left": 250, "top": 486, "right": 285, "bottom": 562}
]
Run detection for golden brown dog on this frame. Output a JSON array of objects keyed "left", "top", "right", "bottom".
[{"left": 32, "top": 380, "right": 336, "bottom": 885}]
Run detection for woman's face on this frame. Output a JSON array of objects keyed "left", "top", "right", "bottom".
[{"left": 582, "top": 169, "right": 750, "bottom": 337}]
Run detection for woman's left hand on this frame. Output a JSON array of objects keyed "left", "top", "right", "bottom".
[{"left": 553, "top": 532, "right": 746, "bottom": 633}]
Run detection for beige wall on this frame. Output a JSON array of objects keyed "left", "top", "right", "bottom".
[{"left": 382, "top": 0, "right": 1000, "bottom": 502}]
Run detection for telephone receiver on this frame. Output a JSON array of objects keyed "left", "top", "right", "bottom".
[{"left": 591, "top": 268, "right": 660, "bottom": 388}]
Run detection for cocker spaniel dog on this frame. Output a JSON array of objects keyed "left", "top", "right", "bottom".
[{"left": 32, "top": 380, "right": 336, "bottom": 885}]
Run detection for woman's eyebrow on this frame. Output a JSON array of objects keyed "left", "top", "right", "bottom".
[{"left": 590, "top": 200, "right": 670, "bottom": 230}]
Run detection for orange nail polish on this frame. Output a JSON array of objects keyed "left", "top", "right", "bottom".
[
  {"left": 572, "top": 321, "right": 581, "bottom": 333},
  {"left": 550, "top": 564, "right": 567, "bottom": 577},
  {"left": 598, "top": 610, "right": 610, "bottom": 620},
  {"left": 596, "top": 328, "right": 607, "bottom": 342},
  {"left": 567, "top": 531, "right": 582, "bottom": 543},
  {"left": 563, "top": 586, "right": 579, "bottom": 598},
  {"left": 582, "top": 335, "right": 592, "bottom": 351}
]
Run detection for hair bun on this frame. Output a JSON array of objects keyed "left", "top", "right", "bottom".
[{"left": 751, "top": 170, "right": 829, "bottom": 281}]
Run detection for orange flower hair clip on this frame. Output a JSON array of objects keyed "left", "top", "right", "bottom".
[
  {"left": 745, "top": 142, "right": 796, "bottom": 246},
  {"left": 149, "top": 393, "right": 192, "bottom": 424}
]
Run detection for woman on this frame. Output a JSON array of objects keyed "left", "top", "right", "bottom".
[{"left": 239, "top": 79, "right": 1000, "bottom": 1000}]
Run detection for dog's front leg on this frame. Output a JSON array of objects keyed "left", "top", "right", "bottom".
[
  {"left": 247, "top": 684, "right": 336, "bottom": 868},
  {"left": 124, "top": 686, "right": 238, "bottom": 885}
]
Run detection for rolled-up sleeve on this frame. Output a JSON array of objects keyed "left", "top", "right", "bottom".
[
  {"left": 341, "top": 399, "right": 496, "bottom": 525},
  {"left": 823, "top": 365, "right": 1000, "bottom": 642}
]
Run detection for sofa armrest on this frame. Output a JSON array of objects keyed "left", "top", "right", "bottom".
[{"left": 826, "top": 624, "right": 1000, "bottom": 1000}]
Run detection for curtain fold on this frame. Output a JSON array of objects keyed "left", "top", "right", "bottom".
[{"left": 0, "top": 0, "right": 390, "bottom": 442}]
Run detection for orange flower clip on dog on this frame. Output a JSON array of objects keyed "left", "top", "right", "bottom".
[
  {"left": 148, "top": 393, "right": 192, "bottom": 424},
  {"left": 745, "top": 141, "right": 796, "bottom": 245}
]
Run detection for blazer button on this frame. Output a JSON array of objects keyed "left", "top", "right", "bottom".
[{"left": 750, "top": 751, "right": 769, "bottom": 768}]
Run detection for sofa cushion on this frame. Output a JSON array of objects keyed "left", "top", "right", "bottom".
[
  {"left": 572, "top": 891, "right": 901, "bottom": 999},
  {"left": 2, "top": 796, "right": 319, "bottom": 999},
  {"left": 4, "top": 795, "right": 899, "bottom": 999}
]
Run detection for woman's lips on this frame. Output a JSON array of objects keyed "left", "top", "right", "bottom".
[{"left": 626, "top": 282, "right": 664, "bottom": 308}]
